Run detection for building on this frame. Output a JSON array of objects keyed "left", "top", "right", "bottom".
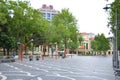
[
  {"left": 76, "top": 32, "right": 95, "bottom": 55},
  {"left": 39, "top": 4, "right": 60, "bottom": 21},
  {"left": 107, "top": 37, "right": 113, "bottom": 55},
  {"left": 77, "top": 33, "right": 113, "bottom": 55}
]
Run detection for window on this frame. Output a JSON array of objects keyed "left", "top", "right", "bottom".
[{"left": 47, "top": 13, "right": 50, "bottom": 17}]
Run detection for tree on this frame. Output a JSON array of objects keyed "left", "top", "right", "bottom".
[
  {"left": 0, "top": 0, "right": 8, "bottom": 32},
  {"left": 0, "top": 0, "right": 48, "bottom": 55},
  {"left": 0, "top": 0, "right": 17, "bottom": 55},
  {"left": 0, "top": 32, "right": 16, "bottom": 55},
  {"left": 91, "top": 34, "right": 110, "bottom": 55},
  {"left": 7, "top": 0, "right": 43, "bottom": 42},
  {"left": 51, "top": 8, "right": 78, "bottom": 57},
  {"left": 109, "top": 0, "right": 120, "bottom": 50}
]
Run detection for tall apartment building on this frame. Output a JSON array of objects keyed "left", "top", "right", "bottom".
[{"left": 39, "top": 4, "right": 60, "bottom": 21}]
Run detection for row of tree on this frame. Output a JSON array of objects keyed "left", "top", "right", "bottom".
[
  {"left": 0, "top": 0, "right": 113, "bottom": 56},
  {"left": 0, "top": 0, "right": 78, "bottom": 56}
]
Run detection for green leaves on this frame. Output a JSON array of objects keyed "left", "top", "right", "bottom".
[
  {"left": 110, "top": 0, "right": 120, "bottom": 50},
  {"left": 0, "top": 0, "right": 79, "bottom": 53},
  {"left": 51, "top": 8, "right": 78, "bottom": 49},
  {"left": 0, "top": 0, "right": 48, "bottom": 53},
  {"left": 91, "top": 34, "right": 110, "bottom": 52},
  {"left": 0, "top": 1, "right": 8, "bottom": 24},
  {"left": 0, "top": 32, "right": 16, "bottom": 50}
]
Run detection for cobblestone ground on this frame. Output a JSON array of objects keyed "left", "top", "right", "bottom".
[{"left": 0, "top": 55, "right": 120, "bottom": 80}]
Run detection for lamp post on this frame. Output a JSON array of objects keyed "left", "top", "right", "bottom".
[{"left": 103, "top": 1, "right": 120, "bottom": 73}]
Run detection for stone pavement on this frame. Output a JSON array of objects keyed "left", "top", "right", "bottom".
[{"left": 0, "top": 56, "right": 120, "bottom": 80}]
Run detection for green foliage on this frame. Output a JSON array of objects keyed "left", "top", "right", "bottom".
[
  {"left": 51, "top": 8, "right": 78, "bottom": 50},
  {"left": 0, "top": 32, "right": 16, "bottom": 50},
  {"left": 91, "top": 34, "right": 110, "bottom": 52},
  {"left": 7, "top": 0, "right": 45, "bottom": 42},
  {"left": 0, "top": 0, "right": 47, "bottom": 54},
  {"left": 0, "top": 0, "right": 8, "bottom": 25},
  {"left": 78, "top": 34, "right": 84, "bottom": 46},
  {"left": 0, "top": 0, "right": 79, "bottom": 54},
  {"left": 109, "top": 0, "right": 120, "bottom": 50}
]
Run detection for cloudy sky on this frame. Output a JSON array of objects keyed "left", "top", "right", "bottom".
[{"left": 29, "top": 0, "right": 114, "bottom": 37}]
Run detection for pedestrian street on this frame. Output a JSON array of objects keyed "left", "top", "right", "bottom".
[{"left": 0, "top": 56, "right": 120, "bottom": 80}]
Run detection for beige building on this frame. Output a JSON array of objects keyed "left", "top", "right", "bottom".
[
  {"left": 106, "top": 37, "right": 113, "bottom": 55},
  {"left": 76, "top": 32, "right": 95, "bottom": 55}
]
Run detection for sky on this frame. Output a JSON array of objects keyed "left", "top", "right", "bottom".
[{"left": 29, "top": 0, "right": 114, "bottom": 37}]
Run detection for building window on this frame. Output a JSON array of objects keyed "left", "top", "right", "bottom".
[
  {"left": 47, "top": 13, "right": 50, "bottom": 17},
  {"left": 47, "top": 17, "right": 50, "bottom": 20}
]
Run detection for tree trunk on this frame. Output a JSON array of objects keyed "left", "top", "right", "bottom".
[
  {"left": 7, "top": 49, "right": 9, "bottom": 56},
  {"left": 3, "top": 47, "right": 6, "bottom": 56}
]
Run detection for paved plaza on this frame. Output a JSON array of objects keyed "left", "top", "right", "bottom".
[{"left": 0, "top": 55, "right": 120, "bottom": 80}]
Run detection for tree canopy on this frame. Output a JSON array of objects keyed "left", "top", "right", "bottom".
[
  {"left": 109, "top": 0, "right": 120, "bottom": 50},
  {"left": 0, "top": 0, "right": 48, "bottom": 55},
  {"left": 51, "top": 8, "right": 78, "bottom": 50},
  {"left": 0, "top": 0, "right": 79, "bottom": 56},
  {"left": 91, "top": 34, "right": 110, "bottom": 53}
]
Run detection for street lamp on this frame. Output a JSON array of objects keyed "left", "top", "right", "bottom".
[{"left": 103, "top": 1, "right": 120, "bottom": 75}]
